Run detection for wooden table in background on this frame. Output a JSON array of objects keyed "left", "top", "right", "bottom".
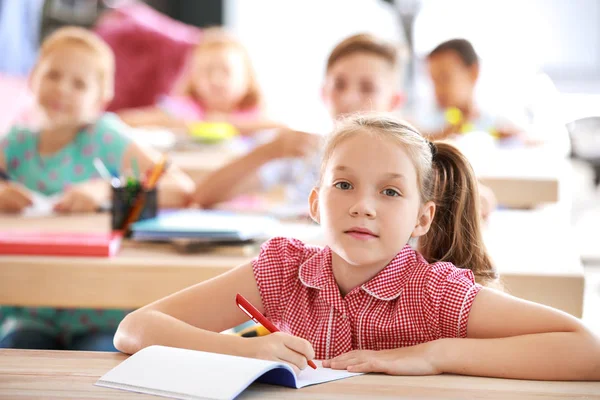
[
  {"left": 170, "top": 146, "right": 565, "bottom": 209},
  {"left": 0, "top": 207, "right": 584, "bottom": 317},
  {"left": 1, "top": 349, "right": 598, "bottom": 400}
]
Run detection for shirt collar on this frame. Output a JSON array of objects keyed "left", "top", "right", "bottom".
[
  {"left": 360, "top": 244, "right": 419, "bottom": 300},
  {"left": 298, "top": 244, "right": 420, "bottom": 301},
  {"left": 298, "top": 246, "right": 334, "bottom": 290}
]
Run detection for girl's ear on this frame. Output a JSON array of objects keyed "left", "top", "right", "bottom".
[
  {"left": 309, "top": 188, "right": 320, "bottom": 224},
  {"left": 411, "top": 201, "right": 435, "bottom": 238},
  {"left": 390, "top": 91, "right": 405, "bottom": 111},
  {"left": 320, "top": 83, "right": 328, "bottom": 103},
  {"left": 469, "top": 63, "right": 480, "bottom": 84},
  {"left": 28, "top": 66, "right": 39, "bottom": 91}
]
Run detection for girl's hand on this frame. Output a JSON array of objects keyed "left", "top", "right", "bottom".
[
  {"left": 322, "top": 342, "right": 441, "bottom": 375},
  {"left": 268, "top": 129, "right": 321, "bottom": 159},
  {"left": 478, "top": 183, "right": 497, "bottom": 220},
  {"left": 54, "top": 183, "right": 105, "bottom": 213},
  {"left": 243, "top": 332, "right": 316, "bottom": 374},
  {"left": 0, "top": 182, "right": 33, "bottom": 213}
]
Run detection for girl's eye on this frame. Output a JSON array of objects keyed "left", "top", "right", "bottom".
[
  {"left": 47, "top": 70, "right": 60, "bottom": 81},
  {"left": 360, "top": 82, "right": 376, "bottom": 94},
  {"left": 333, "top": 79, "right": 347, "bottom": 91},
  {"left": 382, "top": 188, "right": 400, "bottom": 197},
  {"left": 334, "top": 181, "right": 353, "bottom": 190},
  {"left": 73, "top": 79, "right": 86, "bottom": 90}
]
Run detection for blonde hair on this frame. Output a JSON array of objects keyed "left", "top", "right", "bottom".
[
  {"left": 177, "top": 27, "right": 261, "bottom": 110},
  {"left": 326, "top": 33, "right": 406, "bottom": 74},
  {"left": 36, "top": 26, "right": 115, "bottom": 103},
  {"left": 320, "top": 113, "right": 499, "bottom": 287}
]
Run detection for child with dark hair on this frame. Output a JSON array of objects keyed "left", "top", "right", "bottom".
[{"left": 414, "top": 38, "right": 524, "bottom": 142}]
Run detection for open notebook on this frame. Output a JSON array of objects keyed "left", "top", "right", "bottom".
[
  {"left": 130, "top": 210, "right": 280, "bottom": 242},
  {"left": 96, "top": 345, "right": 362, "bottom": 400}
]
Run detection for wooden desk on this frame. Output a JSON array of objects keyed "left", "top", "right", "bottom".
[
  {"left": 1, "top": 349, "right": 598, "bottom": 399},
  {"left": 0, "top": 209, "right": 584, "bottom": 317},
  {"left": 170, "top": 146, "right": 564, "bottom": 209},
  {"left": 467, "top": 148, "right": 565, "bottom": 209}
]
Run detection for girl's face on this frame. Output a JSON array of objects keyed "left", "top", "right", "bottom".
[
  {"left": 322, "top": 53, "right": 401, "bottom": 120},
  {"left": 190, "top": 46, "right": 250, "bottom": 112},
  {"left": 311, "top": 132, "right": 434, "bottom": 270},
  {"left": 427, "top": 51, "right": 478, "bottom": 110},
  {"left": 32, "top": 44, "right": 104, "bottom": 128}
]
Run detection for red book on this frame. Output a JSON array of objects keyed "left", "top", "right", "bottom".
[{"left": 0, "top": 232, "right": 123, "bottom": 257}]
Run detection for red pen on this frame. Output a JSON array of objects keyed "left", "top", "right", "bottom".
[{"left": 235, "top": 293, "right": 317, "bottom": 369}]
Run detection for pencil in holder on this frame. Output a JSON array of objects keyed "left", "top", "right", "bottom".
[{"left": 111, "top": 183, "right": 158, "bottom": 236}]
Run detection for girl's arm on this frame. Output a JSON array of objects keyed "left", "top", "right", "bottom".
[
  {"left": 117, "top": 107, "right": 188, "bottom": 132},
  {"left": 114, "top": 261, "right": 315, "bottom": 371},
  {"left": 192, "top": 142, "right": 277, "bottom": 207},
  {"left": 0, "top": 136, "right": 34, "bottom": 212},
  {"left": 433, "top": 288, "right": 600, "bottom": 380},
  {"left": 326, "top": 288, "right": 600, "bottom": 380},
  {"left": 193, "top": 129, "right": 320, "bottom": 207},
  {"left": 229, "top": 118, "right": 286, "bottom": 136},
  {"left": 114, "top": 261, "right": 261, "bottom": 355},
  {"left": 121, "top": 142, "right": 195, "bottom": 208}
]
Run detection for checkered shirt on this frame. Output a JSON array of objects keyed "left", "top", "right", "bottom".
[{"left": 252, "top": 237, "right": 482, "bottom": 360}]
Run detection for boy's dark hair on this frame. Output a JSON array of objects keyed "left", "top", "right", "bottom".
[{"left": 428, "top": 38, "right": 479, "bottom": 67}]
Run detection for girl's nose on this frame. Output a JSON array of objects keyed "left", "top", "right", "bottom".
[{"left": 348, "top": 197, "right": 376, "bottom": 218}]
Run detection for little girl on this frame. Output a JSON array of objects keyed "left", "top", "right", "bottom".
[
  {"left": 0, "top": 27, "right": 194, "bottom": 213},
  {"left": 0, "top": 26, "right": 194, "bottom": 351},
  {"left": 115, "top": 114, "right": 600, "bottom": 380},
  {"left": 118, "top": 27, "right": 282, "bottom": 136}
]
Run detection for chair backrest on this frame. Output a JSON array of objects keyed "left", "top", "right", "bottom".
[{"left": 566, "top": 116, "right": 600, "bottom": 162}]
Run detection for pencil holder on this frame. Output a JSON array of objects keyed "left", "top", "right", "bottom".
[{"left": 111, "top": 183, "right": 158, "bottom": 235}]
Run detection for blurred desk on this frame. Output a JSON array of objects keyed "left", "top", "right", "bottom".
[
  {"left": 462, "top": 146, "right": 567, "bottom": 208},
  {"left": 170, "top": 146, "right": 564, "bottom": 208},
  {"left": 2, "top": 349, "right": 599, "bottom": 399},
  {"left": 0, "top": 209, "right": 584, "bottom": 316}
]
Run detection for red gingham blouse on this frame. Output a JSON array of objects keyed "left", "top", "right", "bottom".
[{"left": 252, "top": 237, "right": 482, "bottom": 360}]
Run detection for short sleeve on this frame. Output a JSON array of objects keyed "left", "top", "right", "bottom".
[
  {"left": 0, "top": 126, "right": 18, "bottom": 169},
  {"left": 158, "top": 95, "right": 204, "bottom": 121},
  {"left": 422, "top": 263, "right": 482, "bottom": 339},
  {"left": 1, "top": 126, "right": 33, "bottom": 177},
  {"left": 258, "top": 159, "right": 295, "bottom": 191},
  {"left": 92, "top": 113, "right": 133, "bottom": 174},
  {"left": 252, "top": 237, "right": 311, "bottom": 322}
]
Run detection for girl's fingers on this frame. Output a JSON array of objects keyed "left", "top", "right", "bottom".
[
  {"left": 1, "top": 197, "right": 23, "bottom": 213},
  {"left": 282, "top": 335, "right": 315, "bottom": 361},
  {"left": 329, "top": 356, "right": 362, "bottom": 370},
  {"left": 347, "top": 361, "right": 377, "bottom": 373},
  {"left": 70, "top": 197, "right": 85, "bottom": 213},
  {"left": 277, "top": 349, "right": 307, "bottom": 372},
  {"left": 55, "top": 195, "right": 72, "bottom": 213}
]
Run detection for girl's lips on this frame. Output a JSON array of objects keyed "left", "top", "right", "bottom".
[{"left": 344, "top": 227, "right": 378, "bottom": 240}]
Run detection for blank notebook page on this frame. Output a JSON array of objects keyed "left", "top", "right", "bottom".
[{"left": 96, "top": 345, "right": 362, "bottom": 400}]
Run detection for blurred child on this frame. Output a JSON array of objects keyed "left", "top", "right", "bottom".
[
  {"left": 115, "top": 114, "right": 600, "bottom": 380},
  {"left": 0, "top": 26, "right": 194, "bottom": 351},
  {"left": 415, "top": 38, "right": 524, "bottom": 142},
  {"left": 118, "top": 27, "right": 282, "bottom": 136},
  {"left": 192, "top": 33, "right": 405, "bottom": 208},
  {"left": 0, "top": 27, "right": 194, "bottom": 214}
]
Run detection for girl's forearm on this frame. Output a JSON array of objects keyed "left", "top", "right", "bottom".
[
  {"left": 431, "top": 331, "right": 600, "bottom": 380},
  {"left": 114, "top": 310, "right": 244, "bottom": 356},
  {"left": 193, "top": 143, "right": 276, "bottom": 207}
]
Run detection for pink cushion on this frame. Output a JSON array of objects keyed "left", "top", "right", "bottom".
[{"left": 94, "top": 3, "right": 201, "bottom": 111}]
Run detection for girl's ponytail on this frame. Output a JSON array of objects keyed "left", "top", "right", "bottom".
[{"left": 418, "top": 141, "right": 499, "bottom": 286}]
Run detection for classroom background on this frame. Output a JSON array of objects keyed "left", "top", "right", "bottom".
[{"left": 0, "top": 0, "right": 599, "bottom": 388}]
